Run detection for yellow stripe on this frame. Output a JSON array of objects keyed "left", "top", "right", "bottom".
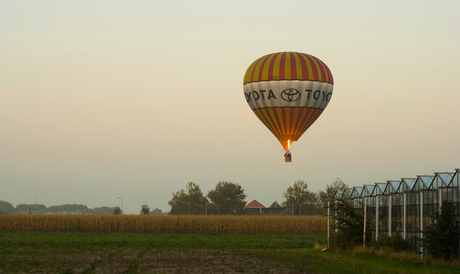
[
  {"left": 309, "top": 57, "right": 323, "bottom": 81},
  {"left": 285, "top": 53, "right": 291, "bottom": 79},
  {"left": 252, "top": 57, "right": 266, "bottom": 83},
  {"left": 293, "top": 53, "right": 302, "bottom": 80},
  {"left": 292, "top": 108, "right": 300, "bottom": 134},
  {"left": 300, "top": 54, "right": 313, "bottom": 80},
  {"left": 318, "top": 60, "right": 330, "bottom": 83},
  {"left": 297, "top": 109, "right": 314, "bottom": 135},
  {"left": 267, "top": 108, "right": 282, "bottom": 135},
  {"left": 302, "top": 109, "right": 319, "bottom": 134},
  {"left": 272, "top": 54, "right": 283, "bottom": 80},
  {"left": 254, "top": 109, "right": 277, "bottom": 136},
  {"left": 261, "top": 54, "right": 275, "bottom": 81},
  {"left": 243, "top": 57, "right": 260, "bottom": 84},
  {"left": 285, "top": 109, "right": 291, "bottom": 135},
  {"left": 276, "top": 108, "right": 285, "bottom": 134},
  {"left": 293, "top": 108, "right": 308, "bottom": 135}
]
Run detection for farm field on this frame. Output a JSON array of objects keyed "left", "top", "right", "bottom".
[
  {"left": 1, "top": 215, "right": 459, "bottom": 273},
  {"left": 0, "top": 214, "right": 327, "bottom": 234}
]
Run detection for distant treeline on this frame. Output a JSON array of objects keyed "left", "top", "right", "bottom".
[{"left": 0, "top": 200, "right": 115, "bottom": 215}]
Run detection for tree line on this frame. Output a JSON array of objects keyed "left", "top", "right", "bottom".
[
  {"left": 168, "top": 179, "right": 348, "bottom": 215},
  {"left": 0, "top": 202, "right": 162, "bottom": 215},
  {"left": 0, "top": 179, "right": 347, "bottom": 216}
]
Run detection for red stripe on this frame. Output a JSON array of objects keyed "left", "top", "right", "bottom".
[
  {"left": 299, "top": 109, "right": 323, "bottom": 134},
  {"left": 300, "top": 108, "right": 318, "bottom": 135},
  {"left": 267, "top": 53, "right": 279, "bottom": 80},
  {"left": 281, "top": 108, "right": 288, "bottom": 135},
  {"left": 305, "top": 55, "right": 319, "bottom": 81},
  {"left": 265, "top": 116, "right": 279, "bottom": 136},
  {"left": 296, "top": 108, "right": 314, "bottom": 135},
  {"left": 262, "top": 109, "right": 281, "bottom": 136},
  {"left": 292, "top": 108, "right": 307, "bottom": 135},
  {"left": 289, "top": 52, "right": 297, "bottom": 80},
  {"left": 311, "top": 109, "right": 324, "bottom": 124},
  {"left": 306, "top": 110, "right": 323, "bottom": 131},
  {"left": 324, "top": 64, "right": 334, "bottom": 84},
  {"left": 279, "top": 52, "right": 286, "bottom": 80},
  {"left": 288, "top": 107, "right": 295, "bottom": 135},
  {"left": 316, "top": 57, "right": 328, "bottom": 82},
  {"left": 271, "top": 108, "right": 284, "bottom": 135},
  {"left": 299, "top": 54, "right": 309, "bottom": 80},
  {"left": 250, "top": 57, "right": 264, "bottom": 83},
  {"left": 257, "top": 55, "right": 269, "bottom": 81}
]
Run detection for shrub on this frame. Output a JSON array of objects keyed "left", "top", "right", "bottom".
[
  {"left": 372, "top": 232, "right": 410, "bottom": 252},
  {"left": 421, "top": 201, "right": 459, "bottom": 261},
  {"left": 330, "top": 197, "right": 371, "bottom": 249}
]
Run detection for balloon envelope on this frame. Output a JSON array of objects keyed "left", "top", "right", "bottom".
[{"left": 243, "top": 52, "right": 334, "bottom": 151}]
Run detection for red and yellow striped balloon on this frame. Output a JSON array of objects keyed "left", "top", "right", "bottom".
[{"left": 243, "top": 52, "right": 334, "bottom": 151}]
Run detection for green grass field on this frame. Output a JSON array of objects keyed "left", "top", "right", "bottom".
[{"left": 0, "top": 231, "right": 458, "bottom": 273}]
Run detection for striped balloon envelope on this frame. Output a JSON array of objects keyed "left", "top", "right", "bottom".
[{"left": 243, "top": 52, "right": 334, "bottom": 153}]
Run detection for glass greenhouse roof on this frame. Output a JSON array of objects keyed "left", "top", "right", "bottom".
[
  {"left": 400, "top": 178, "right": 416, "bottom": 192},
  {"left": 434, "top": 172, "right": 454, "bottom": 187},
  {"left": 330, "top": 169, "right": 459, "bottom": 201},
  {"left": 414, "top": 176, "right": 434, "bottom": 191},
  {"left": 385, "top": 181, "right": 401, "bottom": 194},
  {"left": 448, "top": 171, "right": 459, "bottom": 187},
  {"left": 352, "top": 187, "right": 364, "bottom": 198},
  {"left": 374, "top": 183, "right": 387, "bottom": 195},
  {"left": 364, "top": 185, "right": 375, "bottom": 196}
]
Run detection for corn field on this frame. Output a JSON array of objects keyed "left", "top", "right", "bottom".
[{"left": 0, "top": 215, "right": 327, "bottom": 234}]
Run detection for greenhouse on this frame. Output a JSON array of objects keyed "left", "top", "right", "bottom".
[{"left": 331, "top": 168, "right": 460, "bottom": 252}]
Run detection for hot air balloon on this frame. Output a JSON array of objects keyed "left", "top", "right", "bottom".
[{"left": 243, "top": 52, "right": 334, "bottom": 162}]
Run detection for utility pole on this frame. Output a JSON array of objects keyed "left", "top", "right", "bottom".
[{"left": 118, "top": 197, "right": 123, "bottom": 214}]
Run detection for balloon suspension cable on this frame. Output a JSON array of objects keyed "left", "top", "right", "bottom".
[{"left": 261, "top": 125, "right": 284, "bottom": 152}]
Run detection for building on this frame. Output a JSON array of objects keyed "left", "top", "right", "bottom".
[{"left": 245, "top": 200, "right": 287, "bottom": 215}]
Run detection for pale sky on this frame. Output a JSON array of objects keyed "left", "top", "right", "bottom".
[{"left": 1, "top": 1, "right": 459, "bottom": 214}]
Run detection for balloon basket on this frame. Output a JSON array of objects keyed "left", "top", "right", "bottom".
[{"left": 285, "top": 156, "right": 292, "bottom": 162}]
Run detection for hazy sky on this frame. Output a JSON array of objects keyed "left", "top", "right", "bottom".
[{"left": 1, "top": 1, "right": 459, "bottom": 214}]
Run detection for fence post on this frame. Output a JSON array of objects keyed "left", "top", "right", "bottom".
[
  {"left": 376, "top": 195, "right": 379, "bottom": 240},
  {"left": 363, "top": 197, "right": 367, "bottom": 247},
  {"left": 327, "top": 201, "right": 330, "bottom": 247},
  {"left": 403, "top": 192, "right": 407, "bottom": 240},
  {"left": 420, "top": 191, "right": 424, "bottom": 256},
  {"left": 439, "top": 188, "right": 442, "bottom": 214},
  {"left": 389, "top": 194, "right": 392, "bottom": 237}
]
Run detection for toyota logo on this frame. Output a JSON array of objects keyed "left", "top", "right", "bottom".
[{"left": 281, "top": 88, "right": 301, "bottom": 102}]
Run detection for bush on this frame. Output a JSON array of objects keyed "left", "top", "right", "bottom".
[
  {"left": 421, "top": 201, "right": 459, "bottom": 261},
  {"left": 372, "top": 232, "right": 410, "bottom": 252},
  {"left": 330, "top": 197, "right": 371, "bottom": 249}
]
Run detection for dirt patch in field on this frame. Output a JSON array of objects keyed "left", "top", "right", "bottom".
[
  {"left": 0, "top": 248, "right": 306, "bottom": 273},
  {"left": 136, "top": 249, "right": 304, "bottom": 274}
]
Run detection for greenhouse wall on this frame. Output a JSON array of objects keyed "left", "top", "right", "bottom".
[{"left": 331, "top": 168, "right": 460, "bottom": 253}]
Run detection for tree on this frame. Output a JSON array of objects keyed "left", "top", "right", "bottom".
[
  {"left": 282, "top": 180, "right": 317, "bottom": 216},
  {"left": 330, "top": 196, "right": 370, "bottom": 249},
  {"left": 151, "top": 208, "right": 163, "bottom": 215},
  {"left": 421, "top": 201, "right": 459, "bottom": 260},
  {"left": 91, "top": 206, "right": 115, "bottom": 214},
  {"left": 168, "top": 182, "right": 207, "bottom": 215},
  {"left": 207, "top": 181, "right": 247, "bottom": 215},
  {"left": 140, "top": 203, "right": 150, "bottom": 215},
  {"left": 317, "top": 178, "right": 348, "bottom": 215},
  {"left": 113, "top": 206, "right": 122, "bottom": 215},
  {"left": 16, "top": 203, "right": 47, "bottom": 214},
  {"left": 0, "top": 201, "right": 16, "bottom": 213}
]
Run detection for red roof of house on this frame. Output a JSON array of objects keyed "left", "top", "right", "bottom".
[{"left": 245, "top": 199, "right": 265, "bottom": 208}]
